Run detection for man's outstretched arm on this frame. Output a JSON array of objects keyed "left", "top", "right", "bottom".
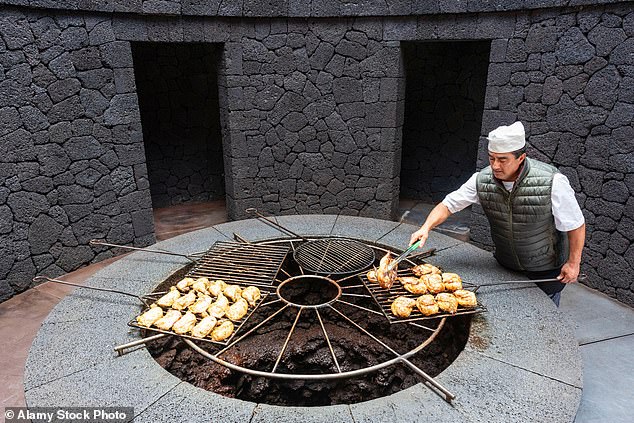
[{"left": 408, "top": 203, "right": 453, "bottom": 247}]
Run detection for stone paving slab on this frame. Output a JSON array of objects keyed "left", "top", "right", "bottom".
[
  {"left": 328, "top": 215, "right": 400, "bottom": 242},
  {"left": 274, "top": 214, "right": 338, "bottom": 238},
  {"left": 250, "top": 403, "right": 353, "bottom": 423},
  {"left": 214, "top": 218, "right": 295, "bottom": 242},
  {"left": 40, "top": 279, "right": 143, "bottom": 324},
  {"left": 134, "top": 382, "right": 257, "bottom": 423},
  {"left": 24, "top": 315, "right": 139, "bottom": 390},
  {"left": 25, "top": 349, "right": 180, "bottom": 414},
  {"left": 153, "top": 226, "right": 232, "bottom": 255},
  {"left": 561, "top": 283, "right": 634, "bottom": 345},
  {"left": 575, "top": 334, "right": 634, "bottom": 423},
  {"left": 349, "top": 382, "right": 463, "bottom": 422},
  {"left": 90, "top": 252, "right": 191, "bottom": 285},
  {"left": 434, "top": 349, "right": 581, "bottom": 423}
]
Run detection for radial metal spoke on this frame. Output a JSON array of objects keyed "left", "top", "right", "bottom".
[
  {"left": 315, "top": 309, "right": 341, "bottom": 373},
  {"left": 272, "top": 307, "right": 303, "bottom": 373},
  {"left": 334, "top": 272, "right": 366, "bottom": 284},
  {"left": 259, "top": 298, "right": 282, "bottom": 307},
  {"left": 215, "top": 304, "right": 289, "bottom": 357},
  {"left": 340, "top": 284, "right": 366, "bottom": 289},
  {"left": 328, "top": 305, "right": 455, "bottom": 402},
  {"left": 340, "top": 293, "right": 372, "bottom": 298},
  {"left": 408, "top": 322, "right": 437, "bottom": 332},
  {"left": 278, "top": 267, "right": 292, "bottom": 279},
  {"left": 337, "top": 299, "right": 383, "bottom": 316}
]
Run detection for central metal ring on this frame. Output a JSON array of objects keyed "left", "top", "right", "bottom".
[{"left": 276, "top": 275, "right": 342, "bottom": 308}]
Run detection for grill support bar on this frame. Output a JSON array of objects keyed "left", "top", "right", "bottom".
[
  {"left": 316, "top": 309, "right": 341, "bottom": 373},
  {"left": 328, "top": 305, "right": 455, "bottom": 402},
  {"left": 114, "top": 334, "right": 167, "bottom": 355},
  {"left": 337, "top": 300, "right": 384, "bottom": 316},
  {"left": 215, "top": 304, "right": 290, "bottom": 358},
  {"left": 272, "top": 307, "right": 303, "bottom": 373}
]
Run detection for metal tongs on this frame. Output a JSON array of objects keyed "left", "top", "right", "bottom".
[{"left": 387, "top": 239, "right": 424, "bottom": 271}]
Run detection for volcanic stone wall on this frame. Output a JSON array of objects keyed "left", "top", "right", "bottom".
[
  {"left": 0, "top": 0, "right": 632, "bottom": 306},
  {"left": 400, "top": 41, "right": 490, "bottom": 202},
  {"left": 132, "top": 42, "right": 225, "bottom": 208},
  {"left": 467, "top": 5, "right": 634, "bottom": 306},
  {"left": 0, "top": 7, "right": 156, "bottom": 301}
]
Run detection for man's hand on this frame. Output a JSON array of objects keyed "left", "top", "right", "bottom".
[
  {"left": 409, "top": 226, "right": 430, "bottom": 248},
  {"left": 408, "top": 203, "right": 453, "bottom": 248},
  {"left": 558, "top": 262, "right": 580, "bottom": 283}
]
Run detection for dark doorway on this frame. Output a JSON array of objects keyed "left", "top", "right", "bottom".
[
  {"left": 400, "top": 41, "right": 490, "bottom": 202},
  {"left": 132, "top": 42, "right": 225, "bottom": 208}
]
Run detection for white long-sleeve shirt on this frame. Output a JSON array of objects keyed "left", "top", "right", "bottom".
[{"left": 442, "top": 172, "right": 585, "bottom": 232}]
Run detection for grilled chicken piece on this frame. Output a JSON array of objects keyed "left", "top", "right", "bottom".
[
  {"left": 176, "top": 277, "right": 195, "bottom": 292},
  {"left": 416, "top": 294, "right": 439, "bottom": 316},
  {"left": 207, "top": 294, "right": 230, "bottom": 318},
  {"left": 412, "top": 263, "right": 441, "bottom": 276},
  {"left": 366, "top": 269, "right": 378, "bottom": 282},
  {"left": 154, "top": 309, "right": 182, "bottom": 331},
  {"left": 436, "top": 293, "right": 458, "bottom": 314},
  {"left": 172, "top": 311, "right": 197, "bottom": 334},
  {"left": 192, "top": 277, "right": 210, "bottom": 295},
  {"left": 208, "top": 279, "right": 227, "bottom": 297},
  {"left": 223, "top": 284, "right": 243, "bottom": 302},
  {"left": 241, "top": 286, "right": 261, "bottom": 307},
  {"left": 454, "top": 289, "right": 477, "bottom": 308},
  {"left": 377, "top": 252, "right": 397, "bottom": 289},
  {"left": 189, "top": 294, "right": 213, "bottom": 315},
  {"left": 422, "top": 274, "right": 444, "bottom": 294},
  {"left": 171, "top": 290, "right": 197, "bottom": 310},
  {"left": 390, "top": 296, "right": 417, "bottom": 318},
  {"left": 442, "top": 273, "right": 463, "bottom": 291},
  {"left": 211, "top": 320, "right": 234, "bottom": 341},
  {"left": 226, "top": 298, "right": 249, "bottom": 321},
  {"left": 400, "top": 276, "right": 428, "bottom": 295},
  {"left": 156, "top": 286, "right": 181, "bottom": 307},
  {"left": 191, "top": 315, "right": 217, "bottom": 338},
  {"left": 136, "top": 304, "right": 164, "bottom": 327}
]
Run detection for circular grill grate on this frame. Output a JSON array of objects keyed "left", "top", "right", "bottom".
[{"left": 293, "top": 238, "right": 375, "bottom": 275}]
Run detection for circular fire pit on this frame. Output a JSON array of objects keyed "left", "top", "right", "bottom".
[{"left": 24, "top": 215, "right": 582, "bottom": 422}]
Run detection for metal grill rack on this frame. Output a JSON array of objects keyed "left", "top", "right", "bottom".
[
  {"left": 188, "top": 241, "right": 290, "bottom": 287},
  {"left": 361, "top": 270, "right": 486, "bottom": 324},
  {"left": 293, "top": 238, "right": 375, "bottom": 275},
  {"left": 128, "top": 291, "right": 270, "bottom": 346}
]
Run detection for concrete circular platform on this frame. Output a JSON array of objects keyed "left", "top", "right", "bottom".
[{"left": 25, "top": 215, "right": 582, "bottom": 422}]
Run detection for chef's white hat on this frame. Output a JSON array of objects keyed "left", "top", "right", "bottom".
[{"left": 487, "top": 121, "right": 526, "bottom": 153}]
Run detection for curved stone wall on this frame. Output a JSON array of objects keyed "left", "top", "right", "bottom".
[{"left": 0, "top": 1, "right": 632, "bottom": 306}]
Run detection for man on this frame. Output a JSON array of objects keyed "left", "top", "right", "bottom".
[{"left": 409, "top": 121, "right": 585, "bottom": 306}]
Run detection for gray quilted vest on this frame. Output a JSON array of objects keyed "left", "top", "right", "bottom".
[{"left": 476, "top": 158, "right": 568, "bottom": 271}]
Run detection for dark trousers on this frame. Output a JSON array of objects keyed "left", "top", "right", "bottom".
[{"left": 525, "top": 268, "right": 565, "bottom": 307}]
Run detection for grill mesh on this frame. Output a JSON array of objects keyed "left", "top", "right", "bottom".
[
  {"left": 129, "top": 291, "right": 269, "bottom": 346},
  {"left": 188, "top": 241, "right": 289, "bottom": 287},
  {"left": 293, "top": 238, "right": 375, "bottom": 275},
  {"left": 361, "top": 269, "right": 486, "bottom": 324}
]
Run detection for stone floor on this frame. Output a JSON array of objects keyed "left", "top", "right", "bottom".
[{"left": 1, "top": 199, "right": 632, "bottom": 423}]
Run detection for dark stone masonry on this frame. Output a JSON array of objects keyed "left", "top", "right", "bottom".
[{"left": 0, "top": 0, "right": 632, "bottom": 306}]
